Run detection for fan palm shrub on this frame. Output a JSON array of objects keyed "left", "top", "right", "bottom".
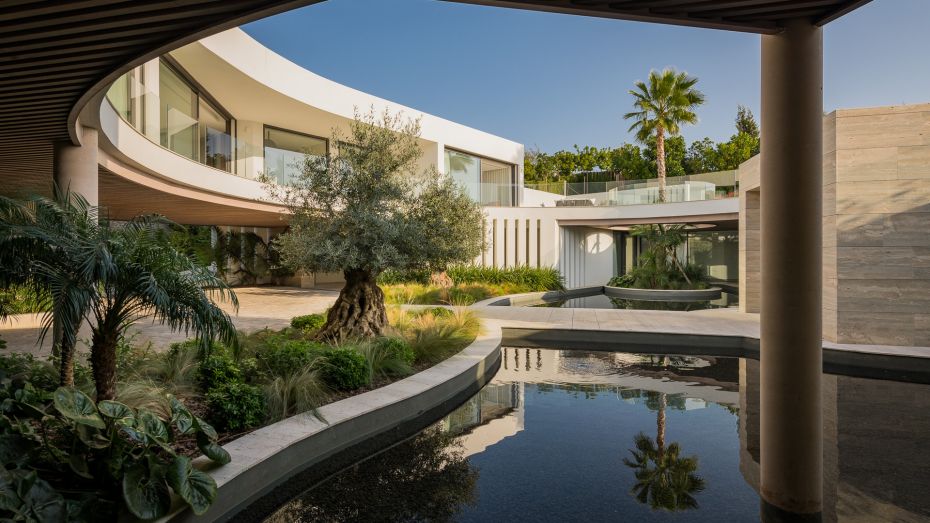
[{"left": 1, "top": 187, "right": 239, "bottom": 400}]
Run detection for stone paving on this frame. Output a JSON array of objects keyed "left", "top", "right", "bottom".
[
  {"left": 2, "top": 286, "right": 928, "bottom": 359},
  {"left": 0, "top": 287, "right": 338, "bottom": 356}
]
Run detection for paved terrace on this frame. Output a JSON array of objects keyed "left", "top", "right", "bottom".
[{"left": 1, "top": 287, "right": 928, "bottom": 359}]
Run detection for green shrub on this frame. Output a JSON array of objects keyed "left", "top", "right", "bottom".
[
  {"left": 0, "top": 352, "right": 58, "bottom": 391},
  {"left": 206, "top": 382, "right": 266, "bottom": 431},
  {"left": 257, "top": 339, "right": 326, "bottom": 378},
  {"left": 379, "top": 265, "right": 563, "bottom": 291},
  {"left": 290, "top": 313, "right": 326, "bottom": 331},
  {"left": 198, "top": 352, "right": 241, "bottom": 391},
  {"left": 415, "top": 306, "right": 454, "bottom": 319},
  {"left": 322, "top": 348, "right": 369, "bottom": 391},
  {"left": 377, "top": 337, "right": 416, "bottom": 365}
]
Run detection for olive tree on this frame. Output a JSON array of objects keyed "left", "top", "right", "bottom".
[{"left": 269, "top": 109, "right": 484, "bottom": 341}]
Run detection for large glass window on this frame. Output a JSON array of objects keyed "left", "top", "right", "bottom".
[
  {"left": 200, "top": 98, "right": 232, "bottom": 172},
  {"left": 444, "top": 148, "right": 514, "bottom": 207},
  {"left": 156, "top": 60, "right": 234, "bottom": 172},
  {"left": 159, "top": 61, "right": 199, "bottom": 162},
  {"left": 263, "top": 126, "right": 328, "bottom": 184}
]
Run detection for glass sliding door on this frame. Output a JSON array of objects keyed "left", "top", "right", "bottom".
[{"left": 263, "top": 126, "right": 328, "bottom": 185}]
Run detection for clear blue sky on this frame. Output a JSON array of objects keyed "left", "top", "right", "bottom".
[{"left": 244, "top": 0, "right": 930, "bottom": 153}]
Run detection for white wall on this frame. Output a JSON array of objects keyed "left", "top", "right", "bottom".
[{"left": 559, "top": 226, "right": 615, "bottom": 288}]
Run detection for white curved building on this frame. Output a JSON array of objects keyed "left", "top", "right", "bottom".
[{"left": 92, "top": 28, "right": 739, "bottom": 288}]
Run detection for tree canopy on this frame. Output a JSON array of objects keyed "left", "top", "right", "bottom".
[
  {"left": 524, "top": 105, "right": 759, "bottom": 183},
  {"left": 269, "top": 109, "right": 484, "bottom": 340}
]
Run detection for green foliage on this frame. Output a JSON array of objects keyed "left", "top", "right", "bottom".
[
  {"left": 0, "top": 352, "right": 58, "bottom": 391},
  {"left": 269, "top": 109, "right": 484, "bottom": 278},
  {"left": 262, "top": 365, "right": 328, "bottom": 422},
  {"left": 0, "top": 381, "right": 228, "bottom": 521},
  {"left": 321, "top": 348, "right": 369, "bottom": 391},
  {"left": 608, "top": 224, "right": 707, "bottom": 291},
  {"left": 0, "top": 285, "right": 49, "bottom": 315},
  {"left": 379, "top": 265, "right": 563, "bottom": 291},
  {"left": 290, "top": 313, "right": 326, "bottom": 332},
  {"left": 389, "top": 308, "right": 481, "bottom": 366},
  {"left": 256, "top": 338, "right": 326, "bottom": 378},
  {"left": 198, "top": 352, "right": 241, "bottom": 392},
  {"left": 205, "top": 382, "right": 266, "bottom": 432},
  {"left": 378, "top": 337, "right": 415, "bottom": 366}
]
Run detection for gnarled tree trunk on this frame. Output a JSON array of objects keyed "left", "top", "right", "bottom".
[{"left": 317, "top": 269, "right": 387, "bottom": 342}]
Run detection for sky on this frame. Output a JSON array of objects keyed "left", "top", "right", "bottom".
[{"left": 244, "top": 0, "right": 930, "bottom": 153}]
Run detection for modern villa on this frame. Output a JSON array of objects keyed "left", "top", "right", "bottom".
[{"left": 3, "top": 2, "right": 929, "bottom": 523}]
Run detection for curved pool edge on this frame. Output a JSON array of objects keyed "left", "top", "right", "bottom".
[
  {"left": 472, "top": 285, "right": 724, "bottom": 307},
  {"left": 160, "top": 320, "right": 503, "bottom": 523},
  {"left": 501, "top": 327, "right": 930, "bottom": 384}
]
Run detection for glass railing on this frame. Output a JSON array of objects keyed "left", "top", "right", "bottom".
[{"left": 523, "top": 170, "right": 738, "bottom": 207}]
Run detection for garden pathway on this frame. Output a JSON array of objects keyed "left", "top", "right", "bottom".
[
  {"left": 2, "top": 286, "right": 928, "bottom": 360},
  {"left": 0, "top": 287, "right": 339, "bottom": 356}
]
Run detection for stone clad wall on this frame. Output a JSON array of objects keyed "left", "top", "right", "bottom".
[
  {"left": 741, "top": 103, "right": 930, "bottom": 346},
  {"left": 738, "top": 156, "right": 761, "bottom": 313},
  {"left": 825, "top": 104, "right": 930, "bottom": 346}
]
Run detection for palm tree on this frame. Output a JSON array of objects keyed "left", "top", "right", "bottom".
[
  {"left": 58, "top": 218, "right": 238, "bottom": 400},
  {"left": 623, "top": 391, "right": 705, "bottom": 511},
  {"left": 0, "top": 186, "right": 97, "bottom": 386},
  {"left": 2, "top": 188, "right": 238, "bottom": 399},
  {"left": 624, "top": 69, "right": 705, "bottom": 202}
]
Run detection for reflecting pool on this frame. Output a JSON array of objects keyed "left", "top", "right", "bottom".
[
  {"left": 530, "top": 291, "right": 739, "bottom": 310},
  {"left": 264, "top": 349, "right": 930, "bottom": 522}
]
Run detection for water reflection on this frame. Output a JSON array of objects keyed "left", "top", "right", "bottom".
[
  {"left": 623, "top": 391, "right": 705, "bottom": 512},
  {"left": 266, "top": 427, "right": 478, "bottom": 523},
  {"left": 264, "top": 349, "right": 930, "bottom": 522}
]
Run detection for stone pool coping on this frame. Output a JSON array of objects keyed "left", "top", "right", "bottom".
[
  {"left": 159, "top": 320, "right": 503, "bottom": 523},
  {"left": 472, "top": 285, "right": 723, "bottom": 307}
]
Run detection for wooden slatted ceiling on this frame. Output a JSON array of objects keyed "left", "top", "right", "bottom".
[
  {"left": 445, "top": 0, "right": 873, "bottom": 34},
  {"left": 0, "top": 0, "right": 322, "bottom": 196}
]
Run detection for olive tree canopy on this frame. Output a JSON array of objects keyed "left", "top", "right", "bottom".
[{"left": 268, "top": 109, "right": 484, "bottom": 340}]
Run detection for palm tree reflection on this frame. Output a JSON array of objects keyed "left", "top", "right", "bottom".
[{"left": 623, "top": 391, "right": 705, "bottom": 511}]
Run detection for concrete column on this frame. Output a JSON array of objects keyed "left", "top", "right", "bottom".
[
  {"left": 760, "top": 19, "right": 823, "bottom": 520},
  {"left": 54, "top": 126, "right": 99, "bottom": 206}
]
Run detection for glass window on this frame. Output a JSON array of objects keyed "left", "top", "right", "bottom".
[
  {"left": 263, "top": 127, "right": 327, "bottom": 184},
  {"left": 200, "top": 98, "right": 231, "bottom": 172},
  {"left": 159, "top": 61, "right": 198, "bottom": 162},
  {"left": 445, "top": 149, "right": 481, "bottom": 201},
  {"left": 445, "top": 148, "right": 514, "bottom": 207}
]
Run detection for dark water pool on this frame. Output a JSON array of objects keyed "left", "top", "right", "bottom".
[
  {"left": 531, "top": 292, "right": 738, "bottom": 310},
  {"left": 264, "top": 349, "right": 930, "bottom": 522}
]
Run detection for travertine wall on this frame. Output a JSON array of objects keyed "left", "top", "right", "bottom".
[
  {"left": 825, "top": 104, "right": 930, "bottom": 346},
  {"left": 740, "top": 103, "right": 930, "bottom": 346},
  {"left": 738, "top": 156, "right": 761, "bottom": 313}
]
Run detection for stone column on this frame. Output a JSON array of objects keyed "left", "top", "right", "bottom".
[
  {"left": 759, "top": 19, "right": 823, "bottom": 521},
  {"left": 54, "top": 126, "right": 99, "bottom": 206}
]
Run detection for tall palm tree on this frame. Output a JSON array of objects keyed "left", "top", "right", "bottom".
[
  {"left": 623, "top": 391, "right": 705, "bottom": 511},
  {"left": 624, "top": 69, "right": 705, "bottom": 202}
]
